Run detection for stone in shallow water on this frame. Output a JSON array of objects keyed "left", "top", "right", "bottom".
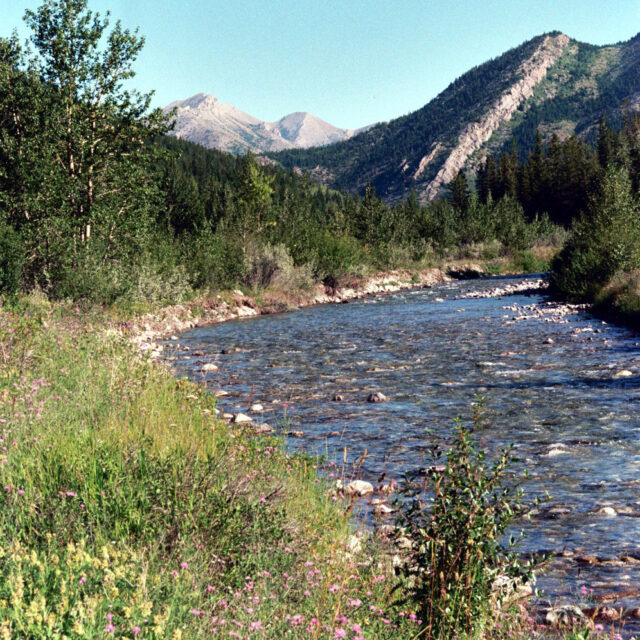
[
  {"left": 545, "top": 604, "right": 585, "bottom": 627},
  {"left": 367, "top": 392, "right": 389, "bottom": 403},
  {"left": 232, "top": 413, "right": 252, "bottom": 424},
  {"left": 344, "top": 480, "right": 374, "bottom": 497},
  {"left": 201, "top": 363, "right": 219, "bottom": 372},
  {"left": 253, "top": 423, "right": 273, "bottom": 434}
]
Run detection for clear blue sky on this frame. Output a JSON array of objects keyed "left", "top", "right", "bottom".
[{"left": 2, "top": 1, "right": 639, "bottom": 129}]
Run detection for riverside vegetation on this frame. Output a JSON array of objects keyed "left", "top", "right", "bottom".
[{"left": 0, "top": 1, "right": 638, "bottom": 638}]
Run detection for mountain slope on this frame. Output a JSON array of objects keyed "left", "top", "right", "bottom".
[
  {"left": 164, "top": 94, "right": 366, "bottom": 154},
  {"left": 272, "top": 32, "right": 640, "bottom": 203}
]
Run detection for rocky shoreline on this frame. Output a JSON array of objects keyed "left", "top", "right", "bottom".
[{"left": 127, "top": 267, "right": 451, "bottom": 358}]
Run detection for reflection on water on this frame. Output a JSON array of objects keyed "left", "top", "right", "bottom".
[{"left": 164, "top": 275, "right": 640, "bottom": 616}]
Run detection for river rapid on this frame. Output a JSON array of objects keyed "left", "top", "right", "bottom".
[{"left": 163, "top": 274, "right": 640, "bottom": 622}]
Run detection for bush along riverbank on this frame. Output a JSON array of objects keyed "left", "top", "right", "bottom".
[
  {"left": 1, "top": 291, "right": 632, "bottom": 639},
  {"left": 550, "top": 166, "right": 640, "bottom": 330}
]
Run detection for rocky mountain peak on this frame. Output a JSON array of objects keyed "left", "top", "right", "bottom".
[{"left": 164, "top": 94, "right": 365, "bottom": 154}]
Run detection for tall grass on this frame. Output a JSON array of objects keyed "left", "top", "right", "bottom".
[{"left": 0, "top": 297, "right": 423, "bottom": 639}]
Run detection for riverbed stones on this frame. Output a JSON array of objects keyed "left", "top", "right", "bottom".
[
  {"left": 344, "top": 480, "right": 374, "bottom": 497},
  {"left": 545, "top": 605, "right": 585, "bottom": 627},
  {"left": 585, "top": 606, "right": 620, "bottom": 622},
  {"left": 252, "top": 422, "right": 273, "bottom": 434},
  {"left": 596, "top": 506, "right": 617, "bottom": 516},
  {"left": 367, "top": 392, "right": 388, "bottom": 403},
  {"left": 201, "top": 363, "right": 219, "bottom": 372},
  {"left": 615, "top": 369, "right": 633, "bottom": 377},
  {"left": 331, "top": 394, "right": 344, "bottom": 401},
  {"left": 250, "top": 403, "right": 264, "bottom": 412},
  {"left": 232, "top": 412, "right": 252, "bottom": 424}
]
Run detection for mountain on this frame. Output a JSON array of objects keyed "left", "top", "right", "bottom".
[
  {"left": 271, "top": 32, "right": 640, "bottom": 203},
  {"left": 164, "top": 93, "right": 367, "bottom": 154}
]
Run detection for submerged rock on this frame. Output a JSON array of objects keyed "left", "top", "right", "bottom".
[
  {"left": 367, "top": 392, "right": 389, "bottom": 403},
  {"left": 201, "top": 363, "right": 219, "bottom": 372}
]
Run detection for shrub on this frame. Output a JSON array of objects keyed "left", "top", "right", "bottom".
[
  {"left": 494, "top": 197, "right": 536, "bottom": 251},
  {"left": 117, "top": 263, "right": 192, "bottom": 309},
  {"left": 183, "top": 230, "right": 247, "bottom": 290},
  {"left": 0, "top": 222, "right": 24, "bottom": 297},
  {"left": 394, "top": 420, "right": 535, "bottom": 640},
  {"left": 312, "top": 232, "right": 362, "bottom": 286},
  {"left": 551, "top": 167, "right": 640, "bottom": 300}
]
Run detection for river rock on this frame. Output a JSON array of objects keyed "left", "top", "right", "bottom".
[
  {"left": 545, "top": 605, "right": 585, "bottom": 627},
  {"left": 367, "top": 392, "right": 389, "bottom": 403},
  {"left": 212, "top": 390, "right": 229, "bottom": 397},
  {"left": 201, "top": 363, "right": 219, "bottom": 372},
  {"left": 615, "top": 370, "right": 633, "bottom": 377},
  {"left": 446, "top": 263, "right": 485, "bottom": 279},
  {"left": 232, "top": 413, "right": 253, "bottom": 424},
  {"left": 347, "top": 534, "right": 363, "bottom": 554},
  {"left": 344, "top": 480, "right": 374, "bottom": 497},
  {"left": 287, "top": 430, "right": 304, "bottom": 437},
  {"left": 596, "top": 506, "right": 617, "bottom": 516},
  {"left": 373, "top": 503, "right": 394, "bottom": 515},
  {"left": 591, "top": 606, "right": 620, "bottom": 622},
  {"left": 332, "top": 394, "right": 344, "bottom": 401},
  {"left": 253, "top": 422, "right": 273, "bottom": 434},
  {"left": 250, "top": 403, "right": 264, "bottom": 412}
]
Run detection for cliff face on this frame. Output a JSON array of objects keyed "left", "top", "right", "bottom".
[
  {"left": 272, "top": 31, "right": 640, "bottom": 203},
  {"left": 422, "top": 34, "right": 570, "bottom": 201}
]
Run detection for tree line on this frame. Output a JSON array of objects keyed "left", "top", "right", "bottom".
[{"left": 0, "top": 1, "right": 556, "bottom": 306}]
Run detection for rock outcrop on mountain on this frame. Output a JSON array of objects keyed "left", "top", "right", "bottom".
[
  {"left": 272, "top": 31, "right": 640, "bottom": 203},
  {"left": 423, "top": 34, "right": 570, "bottom": 200},
  {"left": 164, "top": 94, "right": 366, "bottom": 154}
]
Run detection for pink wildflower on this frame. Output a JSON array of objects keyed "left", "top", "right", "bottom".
[{"left": 334, "top": 628, "right": 347, "bottom": 639}]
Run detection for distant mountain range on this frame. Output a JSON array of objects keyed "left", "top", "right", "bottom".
[
  {"left": 164, "top": 93, "right": 369, "bottom": 154},
  {"left": 166, "top": 31, "right": 640, "bottom": 203}
]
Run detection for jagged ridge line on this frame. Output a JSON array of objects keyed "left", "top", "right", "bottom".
[{"left": 421, "top": 33, "right": 571, "bottom": 202}]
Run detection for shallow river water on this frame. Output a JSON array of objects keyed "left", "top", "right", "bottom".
[{"left": 164, "top": 275, "right": 640, "bottom": 621}]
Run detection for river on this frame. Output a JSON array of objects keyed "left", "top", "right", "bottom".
[{"left": 163, "top": 274, "right": 640, "bottom": 625}]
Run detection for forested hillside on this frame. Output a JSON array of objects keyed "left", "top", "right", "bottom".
[{"left": 272, "top": 32, "right": 640, "bottom": 204}]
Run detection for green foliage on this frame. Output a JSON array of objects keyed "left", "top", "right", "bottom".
[
  {"left": 1, "top": 0, "right": 169, "bottom": 296},
  {"left": 551, "top": 166, "right": 640, "bottom": 299},
  {"left": 394, "top": 420, "right": 535, "bottom": 640},
  {"left": 312, "top": 232, "right": 363, "bottom": 286},
  {"left": 0, "top": 221, "right": 24, "bottom": 296}
]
